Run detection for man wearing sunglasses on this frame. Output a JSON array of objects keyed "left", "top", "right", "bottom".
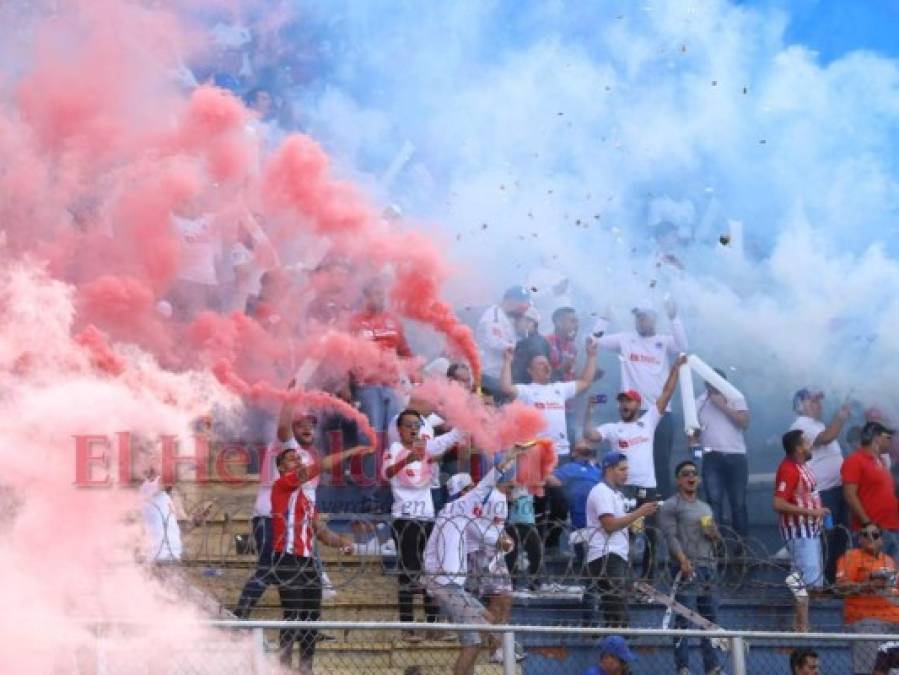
[
  {"left": 659, "top": 459, "right": 724, "bottom": 675},
  {"left": 836, "top": 521, "right": 899, "bottom": 674}
]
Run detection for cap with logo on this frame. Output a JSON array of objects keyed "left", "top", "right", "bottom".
[
  {"left": 616, "top": 389, "right": 643, "bottom": 406},
  {"left": 601, "top": 451, "right": 627, "bottom": 472}
]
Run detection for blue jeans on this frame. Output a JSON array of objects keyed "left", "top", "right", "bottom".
[
  {"left": 357, "top": 384, "right": 400, "bottom": 511},
  {"left": 702, "top": 452, "right": 748, "bottom": 537},
  {"left": 235, "top": 516, "right": 275, "bottom": 617},
  {"left": 672, "top": 566, "right": 723, "bottom": 672}
]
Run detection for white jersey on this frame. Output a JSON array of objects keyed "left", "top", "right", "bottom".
[
  {"left": 424, "top": 467, "right": 503, "bottom": 586},
  {"left": 594, "top": 318, "right": 687, "bottom": 411},
  {"left": 140, "top": 477, "right": 183, "bottom": 562},
  {"left": 466, "top": 488, "right": 508, "bottom": 554},
  {"left": 790, "top": 415, "right": 844, "bottom": 491},
  {"left": 585, "top": 481, "right": 628, "bottom": 563},
  {"left": 173, "top": 214, "right": 219, "bottom": 286},
  {"left": 595, "top": 406, "right": 662, "bottom": 489},
  {"left": 387, "top": 415, "right": 462, "bottom": 489},
  {"left": 515, "top": 381, "right": 578, "bottom": 455},
  {"left": 476, "top": 304, "right": 517, "bottom": 379}
]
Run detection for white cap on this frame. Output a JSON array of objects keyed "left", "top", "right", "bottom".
[{"left": 447, "top": 473, "right": 473, "bottom": 499}]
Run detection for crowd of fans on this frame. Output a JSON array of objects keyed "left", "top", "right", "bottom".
[{"left": 129, "top": 17, "right": 899, "bottom": 675}]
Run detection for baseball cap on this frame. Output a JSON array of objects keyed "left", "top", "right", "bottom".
[
  {"left": 447, "top": 473, "right": 473, "bottom": 499},
  {"left": 631, "top": 306, "right": 657, "bottom": 317},
  {"left": 863, "top": 421, "right": 895, "bottom": 438},
  {"left": 503, "top": 286, "right": 531, "bottom": 302},
  {"left": 616, "top": 389, "right": 643, "bottom": 405},
  {"left": 597, "top": 635, "right": 636, "bottom": 663},
  {"left": 601, "top": 451, "right": 627, "bottom": 471},
  {"left": 793, "top": 387, "right": 824, "bottom": 410}
]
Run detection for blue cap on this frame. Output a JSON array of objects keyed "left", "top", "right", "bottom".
[
  {"left": 598, "top": 635, "right": 636, "bottom": 663},
  {"left": 601, "top": 451, "right": 627, "bottom": 472},
  {"left": 503, "top": 285, "right": 531, "bottom": 302},
  {"left": 793, "top": 387, "right": 823, "bottom": 412}
]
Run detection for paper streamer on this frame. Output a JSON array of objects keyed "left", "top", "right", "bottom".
[
  {"left": 679, "top": 362, "right": 700, "bottom": 435},
  {"left": 687, "top": 354, "right": 744, "bottom": 405}
]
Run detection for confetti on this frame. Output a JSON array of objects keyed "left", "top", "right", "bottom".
[
  {"left": 742, "top": 87, "right": 748, "bottom": 94},
  {"left": 649, "top": 279, "right": 657, "bottom": 288},
  {"left": 711, "top": 80, "right": 718, "bottom": 86},
  {"left": 527, "top": 211, "right": 534, "bottom": 218},
  {"left": 719, "top": 234, "right": 731, "bottom": 246},
  {"left": 557, "top": 112, "right": 565, "bottom": 116},
  {"left": 481, "top": 223, "right": 488, "bottom": 230},
  {"left": 530, "top": 286, "right": 539, "bottom": 293},
  {"left": 759, "top": 139, "right": 767, "bottom": 144}
]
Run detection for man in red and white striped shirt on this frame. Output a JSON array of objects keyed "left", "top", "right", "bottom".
[
  {"left": 271, "top": 448, "right": 355, "bottom": 670},
  {"left": 773, "top": 429, "right": 831, "bottom": 632}
]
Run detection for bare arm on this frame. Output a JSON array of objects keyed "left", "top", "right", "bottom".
[
  {"left": 276, "top": 382, "right": 296, "bottom": 443},
  {"left": 320, "top": 444, "right": 373, "bottom": 474},
  {"left": 772, "top": 496, "right": 828, "bottom": 518},
  {"left": 573, "top": 340, "right": 599, "bottom": 395},
  {"left": 499, "top": 347, "right": 518, "bottom": 399},
  {"left": 656, "top": 354, "right": 687, "bottom": 414},
  {"left": 815, "top": 405, "right": 851, "bottom": 446},
  {"left": 313, "top": 516, "right": 354, "bottom": 550},
  {"left": 843, "top": 483, "right": 870, "bottom": 525},
  {"left": 708, "top": 393, "right": 750, "bottom": 430},
  {"left": 582, "top": 398, "right": 602, "bottom": 443},
  {"left": 599, "top": 502, "right": 657, "bottom": 534},
  {"left": 384, "top": 444, "right": 424, "bottom": 480}
]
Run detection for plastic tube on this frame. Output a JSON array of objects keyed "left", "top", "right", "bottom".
[
  {"left": 679, "top": 362, "right": 700, "bottom": 434},
  {"left": 687, "top": 354, "right": 744, "bottom": 405}
]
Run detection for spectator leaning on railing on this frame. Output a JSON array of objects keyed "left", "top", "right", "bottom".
[{"left": 836, "top": 521, "right": 899, "bottom": 675}]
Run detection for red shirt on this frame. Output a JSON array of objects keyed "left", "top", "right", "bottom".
[
  {"left": 774, "top": 457, "right": 822, "bottom": 539},
  {"left": 271, "top": 472, "right": 316, "bottom": 557},
  {"left": 841, "top": 449, "right": 899, "bottom": 531},
  {"left": 350, "top": 311, "right": 412, "bottom": 358}
]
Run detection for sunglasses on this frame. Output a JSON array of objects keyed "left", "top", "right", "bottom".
[
  {"left": 401, "top": 422, "right": 422, "bottom": 430},
  {"left": 861, "top": 530, "right": 882, "bottom": 540},
  {"left": 678, "top": 470, "right": 698, "bottom": 478}
]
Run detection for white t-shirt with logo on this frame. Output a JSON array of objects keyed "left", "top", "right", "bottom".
[
  {"left": 595, "top": 318, "right": 687, "bottom": 411},
  {"left": 476, "top": 304, "right": 517, "bottom": 379},
  {"left": 383, "top": 440, "right": 445, "bottom": 520},
  {"left": 595, "top": 406, "right": 662, "bottom": 489},
  {"left": 585, "top": 481, "right": 629, "bottom": 563},
  {"left": 466, "top": 487, "right": 508, "bottom": 554},
  {"left": 173, "top": 214, "right": 219, "bottom": 286},
  {"left": 790, "top": 415, "right": 844, "bottom": 491},
  {"left": 696, "top": 392, "right": 748, "bottom": 455},
  {"left": 515, "top": 381, "right": 578, "bottom": 455}
]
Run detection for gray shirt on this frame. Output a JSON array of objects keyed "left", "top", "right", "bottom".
[{"left": 659, "top": 494, "right": 716, "bottom": 566}]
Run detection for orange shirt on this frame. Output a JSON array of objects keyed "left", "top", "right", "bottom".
[{"left": 836, "top": 548, "right": 899, "bottom": 624}]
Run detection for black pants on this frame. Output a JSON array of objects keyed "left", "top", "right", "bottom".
[
  {"left": 234, "top": 516, "right": 275, "bottom": 618},
  {"left": 505, "top": 522, "right": 543, "bottom": 588},
  {"left": 273, "top": 553, "right": 322, "bottom": 667},
  {"left": 394, "top": 519, "right": 438, "bottom": 624},
  {"left": 586, "top": 553, "right": 629, "bottom": 627},
  {"left": 653, "top": 412, "right": 674, "bottom": 498},
  {"left": 535, "top": 484, "right": 569, "bottom": 552}
]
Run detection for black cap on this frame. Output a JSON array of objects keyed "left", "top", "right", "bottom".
[{"left": 863, "top": 421, "right": 895, "bottom": 438}]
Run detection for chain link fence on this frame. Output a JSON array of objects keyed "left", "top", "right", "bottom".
[{"left": 81, "top": 620, "right": 899, "bottom": 674}]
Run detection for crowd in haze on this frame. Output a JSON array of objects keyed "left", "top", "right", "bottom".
[{"left": 126, "top": 16, "right": 899, "bottom": 675}]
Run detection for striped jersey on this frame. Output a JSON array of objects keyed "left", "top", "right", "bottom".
[
  {"left": 271, "top": 472, "right": 316, "bottom": 557},
  {"left": 774, "top": 457, "right": 822, "bottom": 539}
]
